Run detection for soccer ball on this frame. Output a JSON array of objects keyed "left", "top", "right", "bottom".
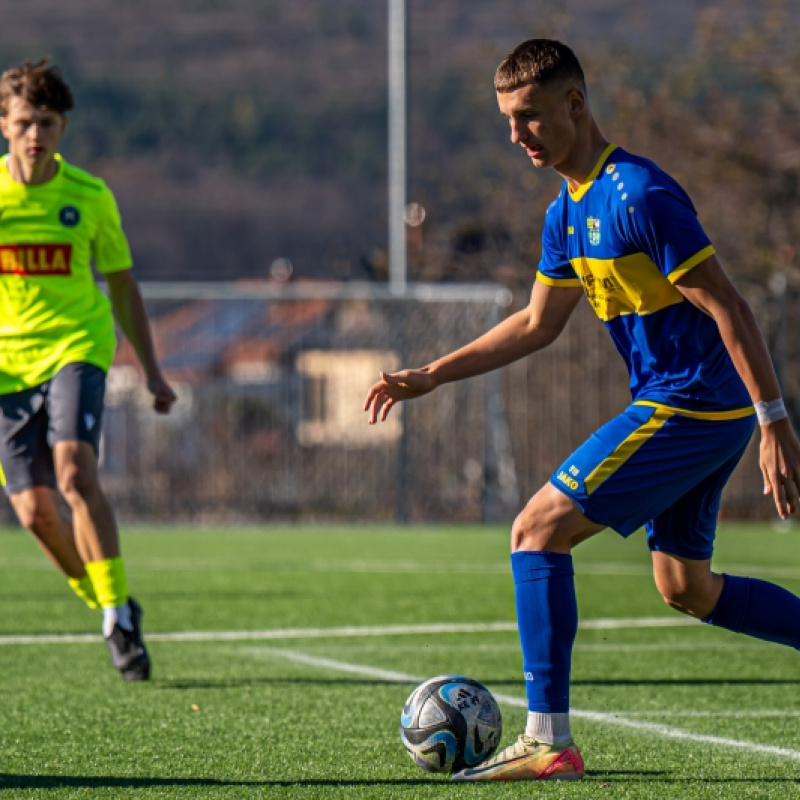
[{"left": 399, "top": 675, "right": 502, "bottom": 773}]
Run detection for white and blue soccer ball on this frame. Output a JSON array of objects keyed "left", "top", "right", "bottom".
[{"left": 399, "top": 675, "right": 502, "bottom": 773}]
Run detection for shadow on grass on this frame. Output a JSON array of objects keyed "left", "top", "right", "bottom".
[
  {"left": 154, "top": 675, "right": 800, "bottom": 691},
  {"left": 0, "top": 775, "right": 443, "bottom": 789},
  {"left": 589, "top": 771, "right": 800, "bottom": 784},
  {"left": 572, "top": 678, "right": 800, "bottom": 687},
  {"left": 2, "top": 772, "right": 797, "bottom": 789}
]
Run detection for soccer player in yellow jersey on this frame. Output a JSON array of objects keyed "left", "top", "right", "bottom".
[{"left": 0, "top": 59, "right": 176, "bottom": 681}]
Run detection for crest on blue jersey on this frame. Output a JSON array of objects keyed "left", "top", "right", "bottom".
[
  {"left": 59, "top": 206, "right": 81, "bottom": 227},
  {"left": 586, "top": 216, "right": 601, "bottom": 246}
]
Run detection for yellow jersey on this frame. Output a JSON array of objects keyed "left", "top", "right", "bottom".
[{"left": 0, "top": 154, "right": 132, "bottom": 393}]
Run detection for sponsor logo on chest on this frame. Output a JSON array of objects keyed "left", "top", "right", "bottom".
[{"left": 0, "top": 244, "right": 73, "bottom": 276}]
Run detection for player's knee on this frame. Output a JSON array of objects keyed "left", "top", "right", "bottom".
[
  {"left": 511, "top": 505, "right": 559, "bottom": 552},
  {"left": 656, "top": 576, "right": 716, "bottom": 619},
  {"left": 659, "top": 587, "right": 691, "bottom": 615},
  {"left": 510, "top": 512, "right": 531, "bottom": 552},
  {"left": 511, "top": 484, "right": 589, "bottom": 553},
  {"left": 15, "top": 500, "right": 60, "bottom": 537},
  {"left": 57, "top": 462, "right": 98, "bottom": 504}
]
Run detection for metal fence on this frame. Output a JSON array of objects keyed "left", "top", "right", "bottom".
[
  {"left": 501, "top": 275, "right": 800, "bottom": 523},
  {"left": 4, "top": 279, "right": 796, "bottom": 525},
  {"left": 102, "top": 279, "right": 800, "bottom": 523},
  {"left": 101, "top": 282, "right": 520, "bottom": 523}
]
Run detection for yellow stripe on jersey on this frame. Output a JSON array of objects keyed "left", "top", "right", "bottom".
[
  {"left": 666, "top": 245, "right": 716, "bottom": 284},
  {"left": 568, "top": 143, "right": 618, "bottom": 203},
  {"left": 585, "top": 406, "right": 674, "bottom": 495},
  {"left": 570, "top": 252, "right": 684, "bottom": 321},
  {"left": 536, "top": 270, "right": 582, "bottom": 288},
  {"left": 633, "top": 400, "right": 755, "bottom": 420}
]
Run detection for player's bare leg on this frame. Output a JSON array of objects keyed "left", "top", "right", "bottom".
[
  {"left": 653, "top": 549, "right": 800, "bottom": 648},
  {"left": 652, "top": 552, "right": 723, "bottom": 619},
  {"left": 9, "top": 486, "right": 100, "bottom": 609},
  {"left": 9, "top": 486, "right": 85, "bottom": 578},
  {"left": 54, "top": 439, "right": 150, "bottom": 680},
  {"left": 454, "top": 484, "right": 602, "bottom": 782},
  {"left": 512, "top": 483, "right": 605, "bottom": 553},
  {"left": 54, "top": 440, "right": 119, "bottom": 563}
]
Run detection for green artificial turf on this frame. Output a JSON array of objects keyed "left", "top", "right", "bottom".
[{"left": 0, "top": 522, "right": 798, "bottom": 798}]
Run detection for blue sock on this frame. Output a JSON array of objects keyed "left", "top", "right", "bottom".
[
  {"left": 703, "top": 574, "right": 800, "bottom": 649},
  {"left": 511, "top": 550, "right": 577, "bottom": 713}
]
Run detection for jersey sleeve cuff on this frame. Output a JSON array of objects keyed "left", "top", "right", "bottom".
[
  {"left": 96, "top": 261, "right": 133, "bottom": 275},
  {"left": 666, "top": 245, "right": 715, "bottom": 284},
  {"left": 536, "top": 271, "right": 582, "bottom": 288}
]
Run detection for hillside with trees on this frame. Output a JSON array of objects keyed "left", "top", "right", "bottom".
[
  {"left": 1, "top": 0, "right": 797, "bottom": 292},
  {"left": 1, "top": 1, "right": 798, "bottom": 520}
]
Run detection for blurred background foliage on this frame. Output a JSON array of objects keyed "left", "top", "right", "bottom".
[
  {"left": 0, "top": 0, "right": 797, "bottom": 290},
  {"left": 0, "top": 0, "right": 798, "bottom": 520}
]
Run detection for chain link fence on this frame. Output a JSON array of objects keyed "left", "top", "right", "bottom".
[
  {"left": 101, "top": 282, "right": 519, "bottom": 523},
  {"left": 3, "top": 279, "right": 795, "bottom": 525}
]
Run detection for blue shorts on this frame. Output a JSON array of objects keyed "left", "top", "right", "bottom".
[{"left": 550, "top": 401, "right": 755, "bottom": 560}]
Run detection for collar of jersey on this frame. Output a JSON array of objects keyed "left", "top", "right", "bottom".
[
  {"left": 568, "top": 142, "right": 617, "bottom": 203},
  {"left": 0, "top": 152, "right": 63, "bottom": 189}
]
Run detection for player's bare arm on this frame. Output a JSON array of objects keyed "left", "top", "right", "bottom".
[
  {"left": 106, "top": 269, "right": 176, "bottom": 414},
  {"left": 364, "top": 280, "right": 583, "bottom": 424},
  {"left": 675, "top": 255, "right": 800, "bottom": 518}
]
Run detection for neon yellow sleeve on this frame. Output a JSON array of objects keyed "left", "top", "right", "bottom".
[{"left": 92, "top": 184, "right": 133, "bottom": 274}]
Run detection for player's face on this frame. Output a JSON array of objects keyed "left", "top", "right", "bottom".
[
  {"left": 0, "top": 96, "right": 66, "bottom": 170},
  {"left": 497, "top": 81, "right": 581, "bottom": 172}
]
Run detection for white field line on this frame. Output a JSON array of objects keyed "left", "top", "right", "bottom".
[
  {"left": 0, "top": 617, "right": 697, "bottom": 646},
  {"left": 619, "top": 710, "right": 800, "bottom": 718},
  {"left": 4, "top": 616, "right": 797, "bottom": 753},
  {"left": 254, "top": 648, "right": 800, "bottom": 762},
  {"left": 376, "top": 641, "right": 763, "bottom": 654}
]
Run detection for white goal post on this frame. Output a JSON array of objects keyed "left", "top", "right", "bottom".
[{"left": 103, "top": 281, "right": 519, "bottom": 523}]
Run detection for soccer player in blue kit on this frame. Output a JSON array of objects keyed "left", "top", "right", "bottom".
[{"left": 364, "top": 39, "right": 800, "bottom": 781}]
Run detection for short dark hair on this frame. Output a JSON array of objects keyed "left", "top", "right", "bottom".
[
  {"left": 495, "top": 39, "right": 585, "bottom": 93},
  {"left": 0, "top": 58, "right": 74, "bottom": 116}
]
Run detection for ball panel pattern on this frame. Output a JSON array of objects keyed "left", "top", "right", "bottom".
[{"left": 399, "top": 675, "right": 502, "bottom": 773}]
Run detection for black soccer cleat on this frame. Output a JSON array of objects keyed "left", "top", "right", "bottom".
[{"left": 104, "top": 597, "right": 151, "bottom": 682}]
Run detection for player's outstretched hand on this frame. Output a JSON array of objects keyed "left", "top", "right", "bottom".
[
  {"left": 759, "top": 418, "right": 800, "bottom": 519},
  {"left": 364, "top": 369, "right": 436, "bottom": 424},
  {"left": 148, "top": 374, "right": 178, "bottom": 415}
]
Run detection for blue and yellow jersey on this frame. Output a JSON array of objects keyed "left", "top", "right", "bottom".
[
  {"left": 537, "top": 143, "right": 751, "bottom": 413},
  {"left": 0, "top": 154, "right": 132, "bottom": 394}
]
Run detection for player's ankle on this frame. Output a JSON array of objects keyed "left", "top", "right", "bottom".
[{"left": 526, "top": 711, "right": 572, "bottom": 744}]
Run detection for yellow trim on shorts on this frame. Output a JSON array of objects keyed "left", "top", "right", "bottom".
[
  {"left": 633, "top": 400, "right": 755, "bottom": 421},
  {"left": 584, "top": 406, "right": 673, "bottom": 495}
]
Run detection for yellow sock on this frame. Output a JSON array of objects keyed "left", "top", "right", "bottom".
[
  {"left": 85, "top": 557, "right": 129, "bottom": 608},
  {"left": 67, "top": 574, "right": 99, "bottom": 609}
]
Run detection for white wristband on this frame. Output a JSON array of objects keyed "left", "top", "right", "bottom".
[{"left": 754, "top": 399, "right": 788, "bottom": 426}]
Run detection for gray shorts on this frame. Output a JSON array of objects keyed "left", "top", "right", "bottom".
[{"left": 0, "top": 363, "right": 106, "bottom": 495}]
